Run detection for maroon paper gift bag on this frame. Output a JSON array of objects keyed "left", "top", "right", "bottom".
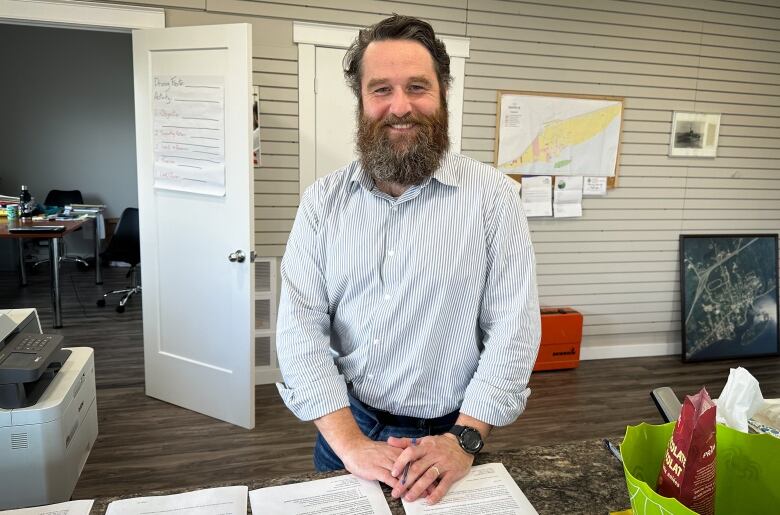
[{"left": 656, "top": 387, "right": 717, "bottom": 515}]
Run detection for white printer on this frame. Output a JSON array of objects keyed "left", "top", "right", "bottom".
[{"left": 0, "top": 309, "right": 98, "bottom": 510}]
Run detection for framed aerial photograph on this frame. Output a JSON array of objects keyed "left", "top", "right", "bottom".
[
  {"left": 669, "top": 111, "right": 721, "bottom": 157},
  {"left": 680, "top": 234, "right": 779, "bottom": 362}
]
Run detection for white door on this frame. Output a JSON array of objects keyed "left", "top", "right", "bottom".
[
  {"left": 315, "top": 47, "right": 358, "bottom": 179},
  {"left": 133, "top": 24, "right": 255, "bottom": 429}
]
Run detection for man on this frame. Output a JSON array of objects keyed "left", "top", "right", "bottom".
[{"left": 276, "top": 15, "right": 541, "bottom": 504}]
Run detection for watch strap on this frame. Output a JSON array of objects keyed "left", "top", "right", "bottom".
[
  {"left": 448, "top": 424, "right": 483, "bottom": 454},
  {"left": 448, "top": 424, "right": 467, "bottom": 437}
]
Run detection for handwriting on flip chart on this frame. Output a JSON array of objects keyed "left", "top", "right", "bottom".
[{"left": 152, "top": 75, "right": 226, "bottom": 196}]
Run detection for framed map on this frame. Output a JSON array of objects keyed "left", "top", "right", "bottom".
[
  {"left": 680, "top": 234, "right": 779, "bottom": 362},
  {"left": 494, "top": 91, "right": 624, "bottom": 185}
]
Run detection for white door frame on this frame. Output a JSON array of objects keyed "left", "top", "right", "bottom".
[
  {"left": 293, "top": 21, "right": 470, "bottom": 198},
  {"left": 0, "top": 0, "right": 164, "bottom": 32}
]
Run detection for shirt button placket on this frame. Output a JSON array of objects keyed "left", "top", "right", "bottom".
[{"left": 384, "top": 202, "right": 397, "bottom": 303}]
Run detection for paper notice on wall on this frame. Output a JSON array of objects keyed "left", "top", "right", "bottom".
[
  {"left": 582, "top": 176, "right": 607, "bottom": 196},
  {"left": 153, "top": 75, "right": 225, "bottom": 196},
  {"left": 553, "top": 176, "right": 583, "bottom": 218},
  {"left": 520, "top": 176, "right": 552, "bottom": 217}
]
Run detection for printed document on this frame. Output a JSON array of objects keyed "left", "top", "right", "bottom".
[
  {"left": 553, "top": 176, "right": 583, "bottom": 218},
  {"left": 582, "top": 176, "right": 607, "bottom": 196},
  {"left": 105, "top": 486, "right": 246, "bottom": 515},
  {"left": 0, "top": 500, "right": 93, "bottom": 515},
  {"left": 402, "top": 463, "right": 538, "bottom": 515},
  {"left": 520, "top": 176, "right": 552, "bottom": 217},
  {"left": 250, "top": 474, "right": 391, "bottom": 515}
]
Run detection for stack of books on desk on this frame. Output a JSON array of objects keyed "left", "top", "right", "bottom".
[
  {"left": 71, "top": 203, "right": 105, "bottom": 210},
  {"left": 0, "top": 194, "right": 18, "bottom": 205}
]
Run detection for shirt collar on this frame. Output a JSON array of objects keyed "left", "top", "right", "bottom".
[
  {"left": 432, "top": 152, "right": 459, "bottom": 187},
  {"left": 349, "top": 152, "right": 459, "bottom": 192},
  {"left": 350, "top": 164, "right": 375, "bottom": 192}
]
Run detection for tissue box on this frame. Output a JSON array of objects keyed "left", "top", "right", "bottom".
[{"left": 534, "top": 307, "right": 583, "bottom": 371}]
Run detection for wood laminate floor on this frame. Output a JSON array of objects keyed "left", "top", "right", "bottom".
[{"left": 1, "top": 266, "right": 778, "bottom": 500}]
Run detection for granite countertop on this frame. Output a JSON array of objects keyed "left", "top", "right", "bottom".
[{"left": 89, "top": 437, "right": 630, "bottom": 514}]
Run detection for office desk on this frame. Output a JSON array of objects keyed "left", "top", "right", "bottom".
[
  {"left": 0, "top": 217, "right": 102, "bottom": 328},
  {"left": 88, "top": 438, "right": 631, "bottom": 513}
]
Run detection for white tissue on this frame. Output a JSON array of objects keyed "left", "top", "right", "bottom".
[{"left": 715, "top": 367, "right": 765, "bottom": 432}]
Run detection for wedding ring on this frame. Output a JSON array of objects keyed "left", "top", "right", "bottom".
[{"left": 431, "top": 465, "right": 441, "bottom": 477}]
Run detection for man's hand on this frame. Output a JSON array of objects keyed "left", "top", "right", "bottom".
[
  {"left": 341, "top": 438, "right": 403, "bottom": 489},
  {"left": 387, "top": 434, "right": 474, "bottom": 504},
  {"left": 314, "top": 407, "right": 402, "bottom": 489}
]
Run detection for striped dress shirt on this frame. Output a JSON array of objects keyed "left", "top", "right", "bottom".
[{"left": 276, "top": 152, "right": 541, "bottom": 427}]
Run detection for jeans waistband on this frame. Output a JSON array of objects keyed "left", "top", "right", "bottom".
[{"left": 349, "top": 393, "right": 459, "bottom": 430}]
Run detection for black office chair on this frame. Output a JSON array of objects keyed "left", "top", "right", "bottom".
[
  {"left": 96, "top": 208, "right": 141, "bottom": 313},
  {"left": 45, "top": 189, "right": 84, "bottom": 207},
  {"left": 32, "top": 189, "right": 89, "bottom": 270}
]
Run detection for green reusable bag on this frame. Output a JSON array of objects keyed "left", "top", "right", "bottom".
[{"left": 621, "top": 422, "right": 780, "bottom": 515}]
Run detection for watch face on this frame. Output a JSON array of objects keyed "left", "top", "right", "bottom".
[{"left": 461, "top": 428, "right": 483, "bottom": 453}]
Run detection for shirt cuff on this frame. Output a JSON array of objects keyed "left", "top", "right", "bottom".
[
  {"left": 460, "top": 376, "right": 531, "bottom": 427},
  {"left": 276, "top": 375, "right": 350, "bottom": 421}
]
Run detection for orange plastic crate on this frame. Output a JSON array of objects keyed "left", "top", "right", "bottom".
[{"left": 534, "top": 307, "right": 583, "bottom": 371}]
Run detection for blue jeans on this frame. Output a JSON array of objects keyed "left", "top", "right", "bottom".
[{"left": 313, "top": 394, "right": 458, "bottom": 471}]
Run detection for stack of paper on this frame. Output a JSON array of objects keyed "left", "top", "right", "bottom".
[
  {"left": 105, "top": 486, "right": 247, "bottom": 515},
  {"left": 0, "top": 464, "right": 537, "bottom": 515},
  {"left": 250, "top": 474, "right": 391, "bottom": 514},
  {"left": 401, "top": 463, "right": 537, "bottom": 515},
  {"left": 70, "top": 204, "right": 105, "bottom": 215},
  {"left": 250, "top": 463, "right": 537, "bottom": 515},
  {"left": 0, "top": 500, "right": 93, "bottom": 515}
]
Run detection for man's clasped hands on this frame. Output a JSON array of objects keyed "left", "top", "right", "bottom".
[{"left": 340, "top": 433, "right": 474, "bottom": 505}]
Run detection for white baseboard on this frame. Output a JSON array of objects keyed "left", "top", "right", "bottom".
[{"left": 581, "top": 341, "right": 681, "bottom": 360}]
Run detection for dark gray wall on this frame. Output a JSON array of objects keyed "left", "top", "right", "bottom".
[
  {"left": 0, "top": 24, "right": 137, "bottom": 219},
  {"left": 0, "top": 24, "right": 137, "bottom": 270}
]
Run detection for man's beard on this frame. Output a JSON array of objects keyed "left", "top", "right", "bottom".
[{"left": 356, "top": 105, "right": 449, "bottom": 187}]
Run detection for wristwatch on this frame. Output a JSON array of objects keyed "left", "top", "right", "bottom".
[{"left": 448, "top": 425, "right": 484, "bottom": 454}]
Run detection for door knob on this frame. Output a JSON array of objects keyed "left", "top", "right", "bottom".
[{"left": 228, "top": 250, "right": 246, "bottom": 263}]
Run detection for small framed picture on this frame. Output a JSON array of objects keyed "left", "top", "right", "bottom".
[{"left": 669, "top": 111, "right": 721, "bottom": 157}]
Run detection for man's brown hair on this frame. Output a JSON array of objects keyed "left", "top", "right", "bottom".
[{"left": 343, "top": 14, "right": 452, "bottom": 105}]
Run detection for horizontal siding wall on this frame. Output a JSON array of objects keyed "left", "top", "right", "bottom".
[
  {"left": 106, "top": 0, "right": 779, "bottom": 357},
  {"left": 462, "top": 0, "right": 780, "bottom": 357},
  {"left": 157, "top": 0, "right": 469, "bottom": 257}
]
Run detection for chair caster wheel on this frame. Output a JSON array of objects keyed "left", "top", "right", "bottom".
[
  {"left": 97, "top": 299, "right": 106, "bottom": 307},
  {"left": 116, "top": 305, "right": 125, "bottom": 313}
]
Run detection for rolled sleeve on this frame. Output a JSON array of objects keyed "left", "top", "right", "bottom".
[
  {"left": 276, "top": 374, "right": 350, "bottom": 422},
  {"left": 460, "top": 375, "right": 531, "bottom": 427},
  {"left": 461, "top": 183, "right": 541, "bottom": 426},
  {"left": 275, "top": 184, "right": 350, "bottom": 421}
]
